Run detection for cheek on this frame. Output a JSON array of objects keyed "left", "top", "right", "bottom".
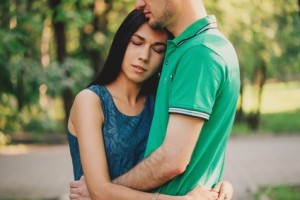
[
  {"left": 122, "top": 46, "right": 135, "bottom": 66},
  {"left": 149, "top": 55, "right": 163, "bottom": 72}
]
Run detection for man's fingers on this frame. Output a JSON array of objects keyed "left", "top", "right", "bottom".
[
  {"left": 70, "top": 180, "right": 80, "bottom": 188},
  {"left": 70, "top": 187, "right": 79, "bottom": 194},
  {"left": 69, "top": 193, "right": 79, "bottom": 199},
  {"left": 213, "top": 183, "right": 221, "bottom": 193},
  {"left": 217, "top": 192, "right": 228, "bottom": 200},
  {"left": 195, "top": 184, "right": 212, "bottom": 190}
]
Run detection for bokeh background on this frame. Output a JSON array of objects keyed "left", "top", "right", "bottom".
[{"left": 0, "top": 0, "right": 299, "bottom": 199}]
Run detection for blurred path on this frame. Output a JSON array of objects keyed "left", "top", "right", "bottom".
[
  {"left": 223, "top": 135, "right": 300, "bottom": 199},
  {"left": 0, "top": 145, "right": 72, "bottom": 200},
  {"left": 0, "top": 135, "right": 300, "bottom": 200}
]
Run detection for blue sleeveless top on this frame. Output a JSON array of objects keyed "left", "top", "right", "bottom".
[{"left": 67, "top": 85, "right": 155, "bottom": 180}]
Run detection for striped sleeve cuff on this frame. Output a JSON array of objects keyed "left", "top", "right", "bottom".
[{"left": 169, "top": 107, "right": 210, "bottom": 120}]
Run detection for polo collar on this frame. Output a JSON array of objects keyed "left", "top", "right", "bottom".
[{"left": 172, "top": 15, "right": 217, "bottom": 46}]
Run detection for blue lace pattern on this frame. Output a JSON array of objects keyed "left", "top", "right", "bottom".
[{"left": 67, "top": 85, "right": 154, "bottom": 180}]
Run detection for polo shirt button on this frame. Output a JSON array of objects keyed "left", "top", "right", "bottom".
[{"left": 165, "top": 61, "right": 169, "bottom": 65}]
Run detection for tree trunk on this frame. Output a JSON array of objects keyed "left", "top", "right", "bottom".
[
  {"left": 14, "top": 0, "right": 31, "bottom": 111},
  {"left": 92, "top": 0, "right": 112, "bottom": 76},
  {"left": 247, "top": 62, "right": 267, "bottom": 130},
  {"left": 298, "top": 0, "right": 300, "bottom": 16},
  {"left": 78, "top": 0, "right": 112, "bottom": 78},
  {"left": 235, "top": 67, "right": 245, "bottom": 122},
  {"left": 0, "top": 1, "right": 14, "bottom": 94},
  {"left": 49, "top": 0, "right": 73, "bottom": 123},
  {"left": 0, "top": 1, "right": 10, "bottom": 27}
]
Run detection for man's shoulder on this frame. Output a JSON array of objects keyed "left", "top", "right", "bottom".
[
  {"left": 192, "top": 30, "right": 238, "bottom": 64},
  {"left": 172, "top": 29, "right": 237, "bottom": 66},
  {"left": 203, "top": 30, "right": 233, "bottom": 48},
  {"left": 179, "top": 30, "right": 229, "bottom": 52},
  {"left": 178, "top": 42, "right": 223, "bottom": 63}
]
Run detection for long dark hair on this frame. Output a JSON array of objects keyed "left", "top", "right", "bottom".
[{"left": 90, "top": 9, "right": 167, "bottom": 95}]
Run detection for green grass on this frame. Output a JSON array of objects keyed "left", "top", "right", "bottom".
[
  {"left": 254, "top": 185, "right": 300, "bottom": 200},
  {"left": 243, "top": 81, "right": 300, "bottom": 114},
  {"left": 260, "top": 109, "right": 300, "bottom": 133},
  {"left": 232, "top": 109, "right": 300, "bottom": 135},
  {"left": 232, "top": 81, "right": 300, "bottom": 135}
]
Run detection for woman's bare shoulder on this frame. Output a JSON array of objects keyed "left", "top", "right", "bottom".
[
  {"left": 70, "top": 89, "right": 103, "bottom": 120},
  {"left": 75, "top": 89, "right": 99, "bottom": 104}
]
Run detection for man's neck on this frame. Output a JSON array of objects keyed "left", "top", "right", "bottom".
[{"left": 169, "top": 2, "right": 207, "bottom": 37}]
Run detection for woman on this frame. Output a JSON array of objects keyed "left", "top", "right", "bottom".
[{"left": 68, "top": 9, "right": 232, "bottom": 200}]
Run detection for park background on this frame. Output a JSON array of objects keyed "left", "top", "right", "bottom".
[{"left": 0, "top": 0, "right": 299, "bottom": 199}]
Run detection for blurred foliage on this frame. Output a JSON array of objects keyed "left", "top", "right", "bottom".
[
  {"left": 206, "top": 0, "right": 300, "bottom": 129},
  {"left": 0, "top": 0, "right": 299, "bottom": 141},
  {"left": 45, "top": 58, "right": 92, "bottom": 96},
  {"left": 0, "top": 131, "right": 11, "bottom": 147}
]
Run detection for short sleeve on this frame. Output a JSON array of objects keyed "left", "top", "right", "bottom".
[{"left": 169, "top": 46, "right": 225, "bottom": 120}]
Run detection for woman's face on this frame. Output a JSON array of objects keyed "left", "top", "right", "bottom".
[{"left": 121, "top": 22, "right": 168, "bottom": 84}]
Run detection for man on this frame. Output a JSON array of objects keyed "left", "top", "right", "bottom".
[{"left": 71, "top": 0, "right": 239, "bottom": 198}]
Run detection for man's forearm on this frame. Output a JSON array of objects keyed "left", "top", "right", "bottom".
[
  {"left": 113, "top": 146, "right": 180, "bottom": 191},
  {"left": 113, "top": 114, "right": 203, "bottom": 191}
]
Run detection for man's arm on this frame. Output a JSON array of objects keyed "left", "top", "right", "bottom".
[
  {"left": 113, "top": 113, "right": 204, "bottom": 191},
  {"left": 70, "top": 91, "right": 210, "bottom": 200}
]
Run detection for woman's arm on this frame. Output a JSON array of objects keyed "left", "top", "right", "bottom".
[
  {"left": 70, "top": 177, "right": 231, "bottom": 200},
  {"left": 69, "top": 177, "right": 220, "bottom": 200},
  {"left": 69, "top": 90, "right": 219, "bottom": 200}
]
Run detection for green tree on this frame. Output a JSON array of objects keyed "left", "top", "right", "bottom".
[
  {"left": 0, "top": 0, "right": 299, "bottom": 136},
  {"left": 214, "top": 0, "right": 300, "bottom": 129},
  {"left": 0, "top": 0, "right": 135, "bottom": 134}
]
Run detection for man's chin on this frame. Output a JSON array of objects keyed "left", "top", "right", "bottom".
[{"left": 148, "top": 20, "right": 164, "bottom": 30}]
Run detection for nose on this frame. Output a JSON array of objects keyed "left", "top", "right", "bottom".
[
  {"left": 139, "top": 46, "right": 150, "bottom": 63},
  {"left": 135, "top": 0, "right": 146, "bottom": 10}
]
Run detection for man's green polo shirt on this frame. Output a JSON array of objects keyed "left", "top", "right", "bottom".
[{"left": 144, "top": 16, "right": 240, "bottom": 195}]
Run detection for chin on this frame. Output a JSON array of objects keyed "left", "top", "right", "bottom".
[
  {"left": 131, "top": 77, "right": 145, "bottom": 84},
  {"left": 148, "top": 20, "right": 163, "bottom": 29}
]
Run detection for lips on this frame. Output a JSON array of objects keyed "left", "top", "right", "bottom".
[
  {"left": 144, "top": 11, "right": 151, "bottom": 18},
  {"left": 132, "top": 65, "right": 147, "bottom": 73}
]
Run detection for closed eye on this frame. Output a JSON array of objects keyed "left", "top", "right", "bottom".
[
  {"left": 132, "top": 40, "right": 143, "bottom": 46},
  {"left": 131, "top": 35, "right": 145, "bottom": 46},
  {"left": 152, "top": 44, "right": 166, "bottom": 54}
]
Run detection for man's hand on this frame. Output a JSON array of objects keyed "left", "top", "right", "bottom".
[
  {"left": 69, "top": 176, "right": 91, "bottom": 200},
  {"left": 213, "top": 181, "right": 233, "bottom": 200},
  {"left": 186, "top": 185, "right": 219, "bottom": 200}
]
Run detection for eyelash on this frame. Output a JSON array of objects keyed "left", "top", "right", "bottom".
[
  {"left": 131, "top": 41, "right": 165, "bottom": 54},
  {"left": 153, "top": 48, "right": 165, "bottom": 54},
  {"left": 132, "top": 41, "right": 142, "bottom": 46}
]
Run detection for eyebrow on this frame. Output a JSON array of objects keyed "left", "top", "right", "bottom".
[{"left": 133, "top": 34, "right": 166, "bottom": 46}]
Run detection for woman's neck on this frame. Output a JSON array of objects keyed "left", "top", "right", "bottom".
[
  {"left": 105, "top": 76, "right": 146, "bottom": 116},
  {"left": 105, "top": 76, "right": 143, "bottom": 106}
]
